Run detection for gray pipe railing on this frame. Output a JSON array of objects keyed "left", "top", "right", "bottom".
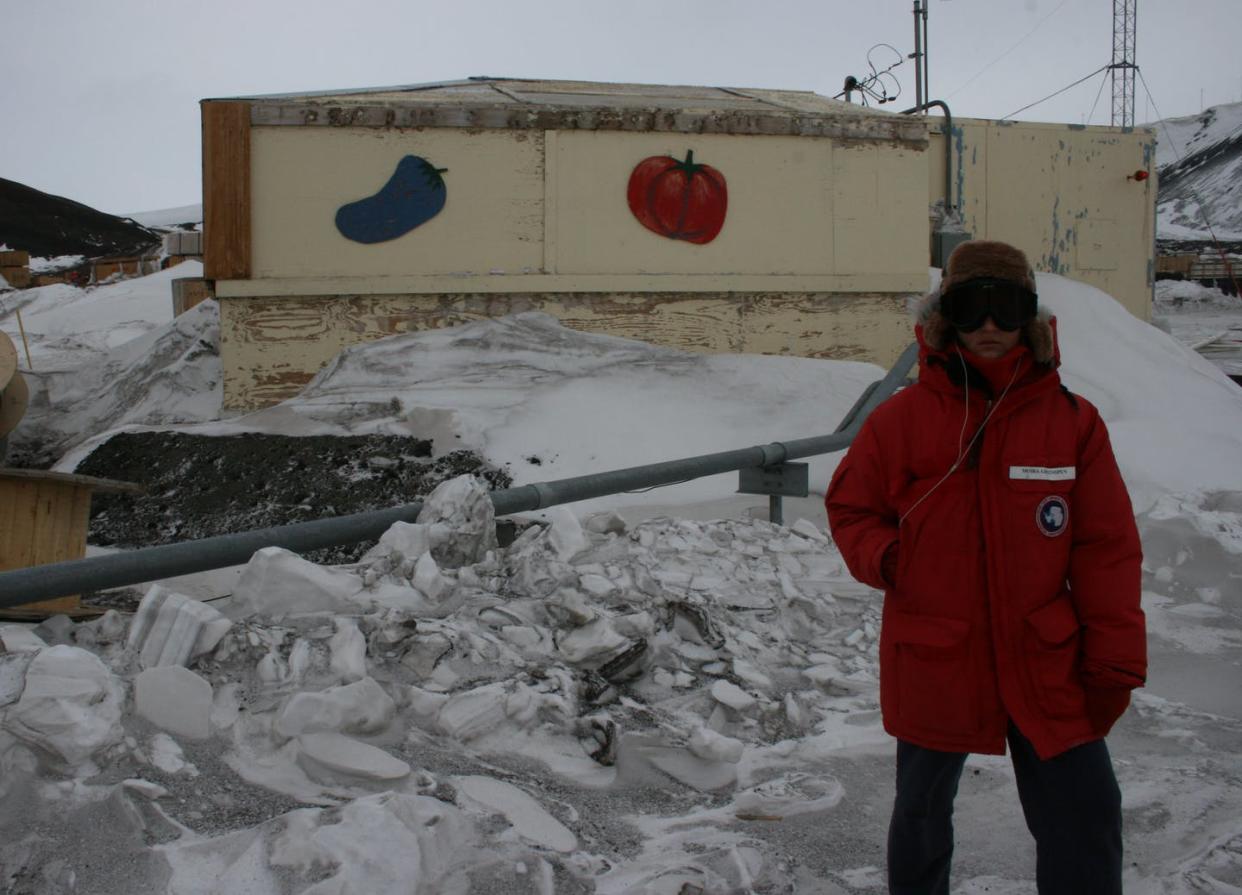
[{"left": 0, "top": 343, "right": 919, "bottom": 609}]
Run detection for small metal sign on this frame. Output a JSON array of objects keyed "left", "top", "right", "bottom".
[{"left": 737, "top": 462, "right": 809, "bottom": 498}]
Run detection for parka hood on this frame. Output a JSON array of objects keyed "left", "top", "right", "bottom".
[{"left": 914, "top": 288, "right": 1059, "bottom": 367}]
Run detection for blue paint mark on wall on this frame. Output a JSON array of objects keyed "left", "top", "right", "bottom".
[
  {"left": 952, "top": 125, "right": 968, "bottom": 218},
  {"left": 335, "top": 155, "right": 448, "bottom": 244}
]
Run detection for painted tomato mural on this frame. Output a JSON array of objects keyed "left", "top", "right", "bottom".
[{"left": 626, "top": 150, "right": 728, "bottom": 244}]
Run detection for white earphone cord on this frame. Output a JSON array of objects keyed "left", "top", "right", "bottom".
[{"left": 898, "top": 353, "right": 1023, "bottom": 526}]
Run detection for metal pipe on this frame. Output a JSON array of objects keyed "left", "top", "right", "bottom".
[
  {"left": 913, "top": 1, "right": 924, "bottom": 109},
  {"left": 0, "top": 343, "right": 919, "bottom": 609},
  {"left": 921, "top": 2, "right": 930, "bottom": 109},
  {"left": 902, "top": 99, "right": 954, "bottom": 215}
]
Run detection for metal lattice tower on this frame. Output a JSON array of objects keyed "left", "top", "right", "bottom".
[{"left": 1111, "top": 0, "right": 1137, "bottom": 127}]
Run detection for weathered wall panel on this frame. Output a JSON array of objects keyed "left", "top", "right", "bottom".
[
  {"left": 928, "top": 119, "right": 1155, "bottom": 319},
  {"left": 219, "top": 293, "right": 911, "bottom": 409},
  {"left": 250, "top": 127, "right": 545, "bottom": 278}
]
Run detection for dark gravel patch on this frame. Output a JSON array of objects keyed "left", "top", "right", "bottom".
[{"left": 74, "top": 431, "right": 512, "bottom": 565}]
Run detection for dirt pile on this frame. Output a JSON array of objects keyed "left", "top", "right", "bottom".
[{"left": 74, "top": 431, "right": 514, "bottom": 564}]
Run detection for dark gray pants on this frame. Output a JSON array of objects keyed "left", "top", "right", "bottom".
[{"left": 888, "top": 725, "right": 1122, "bottom": 895}]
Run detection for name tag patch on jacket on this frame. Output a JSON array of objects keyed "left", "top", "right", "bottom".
[
  {"left": 1010, "top": 465, "right": 1076, "bottom": 481},
  {"left": 1036, "top": 495, "right": 1070, "bottom": 537}
]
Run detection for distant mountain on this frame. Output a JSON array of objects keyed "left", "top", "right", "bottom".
[
  {"left": 0, "top": 177, "right": 160, "bottom": 259},
  {"left": 1147, "top": 101, "right": 1242, "bottom": 244}
]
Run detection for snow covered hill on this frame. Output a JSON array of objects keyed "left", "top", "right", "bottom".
[{"left": 1149, "top": 100, "right": 1242, "bottom": 241}]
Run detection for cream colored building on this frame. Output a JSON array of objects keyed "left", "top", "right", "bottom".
[{"left": 200, "top": 79, "right": 1154, "bottom": 409}]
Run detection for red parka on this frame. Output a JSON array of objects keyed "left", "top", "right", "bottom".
[{"left": 825, "top": 306, "right": 1146, "bottom": 760}]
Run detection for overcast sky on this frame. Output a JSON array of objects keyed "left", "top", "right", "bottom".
[{"left": 2, "top": 0, "right": 1239, "bottom": 215}]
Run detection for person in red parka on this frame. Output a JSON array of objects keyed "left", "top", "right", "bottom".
[{"left": 825, "top": 240, "right": 1145, "bottom": 895}]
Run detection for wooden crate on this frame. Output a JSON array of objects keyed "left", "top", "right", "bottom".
[
  {"left": 1155, "top": 254, "right": 1196, "bottom": 276},
  {"left": 0, "top": 468, "right": 143, "bottom": 617},
  {"left": 172, "top": 277, "right": 214, "bottom": 315},
  {"left": 0, "top": 250, "right": 30, "bottom": 267},
  {"left": 0, "top": 266, "right": 31, "bottom": 289}
]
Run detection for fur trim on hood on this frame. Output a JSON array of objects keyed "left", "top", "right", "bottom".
[{"left": 916, "top": 289, "right": 1056, "bottom": 365}]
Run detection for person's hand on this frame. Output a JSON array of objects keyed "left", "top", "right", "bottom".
[
  {"left": 881, "top": 542, "right": 899, "bottom": 588},
  {"left": 1084, "top": 686, "right": 1131, "bottom": 735}
]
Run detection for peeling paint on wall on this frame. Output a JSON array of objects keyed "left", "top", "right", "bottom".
[{"left": 218, "top": 291, "right": 914, "bottom": 409}]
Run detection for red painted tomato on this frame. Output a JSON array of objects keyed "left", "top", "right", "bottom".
[{"left": 626, "top": 150, "right": 728, "bottom": 244}]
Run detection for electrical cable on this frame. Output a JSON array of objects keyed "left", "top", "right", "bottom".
[
  {"left": 1085, "top": 67, "right": 1110, "bottom": 126},
  {"left": 835, "top": 43, "right": 904, "bottom": 105},
  {"left": 1138, "top": 68, "right": 1242, "bottom": 299},
  {"left": 944, "top": 0, "right": 1073, "bottom": 101},
  {"left": 1001, "top": 64, "right": 1110, "bottom": 121},
  {"left": 898, "top": 352, "right": 1023, "bottom": 526}
]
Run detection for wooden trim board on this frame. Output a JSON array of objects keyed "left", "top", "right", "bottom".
[{"left": 202, "top": 101, "right": 252, "bottom": 280}]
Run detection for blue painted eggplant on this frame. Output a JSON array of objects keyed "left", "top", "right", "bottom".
[{"left": 335, "top": 155, "right": 448, "bottom": 244}]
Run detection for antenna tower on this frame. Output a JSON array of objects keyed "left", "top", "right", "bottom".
[{"left": 1110, "top": 0, "right": 1137, "bottom": 126}]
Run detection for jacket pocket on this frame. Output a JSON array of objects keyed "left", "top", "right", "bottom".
[
  {"left": 888, "top": 611, "right": 977, "bottom": 735},
  {"left": 1024, "top": 597, "right": 1087, "bottom": 719}
]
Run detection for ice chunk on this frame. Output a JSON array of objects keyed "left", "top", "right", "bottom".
[
  {"left": 416, "top": 475, "right": 498, "bottom": 567},
  {"left": 556, "top": 618, "right": 629, "bottom": 665},
  {"left": 546, "top": 506, "right": 589, "bottom": 561},
  {"left": 615, "top": 732, "right": 738, "bottom": 792},
  {"left": 791, "top": 518, "right": 828, "bottom": 541},
  {"left": 0, "top": 652, "right": 34, "bottom": 707},
  {"left": 275, "top": 677, "right": 396, "bottom": 739},
  {"left": 0, "top": 625, "right": 47, "bottom": 653},
  {"left": 126, "top": 584, "right": 232, "bottom": 668},
  {"left": 584, "top": 510, "right": 627, "bottom": 535},
  {"left": 710, "top": 679, "right": 757, "bottom": 712},
  {"left": 412, "top": 552, "right": 450, "bottom": 602},
  {"left": 687, "top": 727, "right": 745, "bottom": 764},
  {"left": 228, "top": 547, "right": 364, "bottom": 618},
  {"left": 733, "top": 772, "right": 845, "bottom": 818},
  {"left": 437, "top": 681, "right": 510, "bottom": 741},
  {"left": 134, "top": 665, "right": 213, "bottom": 740},
  {"left": 5, "top": 645, "right": 123, "bottom": 767},
  {"left": 454, "top": 774, "right": 576, "bottom": 853},
  {"left": 329, "top": 618, "right": 367, "bottom": 683},
  {"left": 296, "top": 731, "right": 411, "bottom": 782}
]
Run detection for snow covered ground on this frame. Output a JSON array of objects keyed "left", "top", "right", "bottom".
[{"left": 1, "top": 264, "right": 1241, "bottom": 894}]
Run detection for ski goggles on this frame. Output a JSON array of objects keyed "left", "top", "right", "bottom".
[{"left": 940, "top": 278, "right": 1038, "bottom": 333}]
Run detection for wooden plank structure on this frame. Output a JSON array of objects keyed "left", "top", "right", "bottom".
[{"left": 0, "top": 468, "right": 143, "bottom": 618}]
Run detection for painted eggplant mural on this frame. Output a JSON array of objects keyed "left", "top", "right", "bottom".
[{"left": 335, "top": 155, "right": 448, "bottom": 244}]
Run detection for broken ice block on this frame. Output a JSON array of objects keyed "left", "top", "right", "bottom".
[
  {"left": 228, "top": 547, "right": 364, "bottom": 618},
  {"left": 127, "top": 585, "right": 232, "bottom": 668},
  {"left": 296, "top": 731, "right": 411, "bottom": 782},
  {"left": 5, "top": 645, "right": 123, "bottom": 767},
  {"left": 437, "top": 681, "right": 510, "bottom": 741},
  {"left": 710, "top": 679, "right": 757, "bottom": 712},
  {"left": 546, "top": 506, "right": 589, "bottom": 561},
  {"left": 454, "top": 775, "right": 577, "bottom": 853},
  {"left": 329, "top": 618, "right": 367, "bottom": 683},
  {"left": 0, "top": 625, "right": 47, "bottom": 653},
  {"left": 275, "top": 677, "right": 396, "bottom": 739},
  {"left": 416, "top": 475, "right": 497, "bottom": 567},
  {"left": 134, "top": 665, "right": 213, "bottom": 740}
]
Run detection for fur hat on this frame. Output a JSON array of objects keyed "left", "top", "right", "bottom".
[
  {"left": 941, "top": 240, "right": 1036, "bottom": 294},
  {"left": 919, "top": 240, "right": 1054, "bottom": 364}
]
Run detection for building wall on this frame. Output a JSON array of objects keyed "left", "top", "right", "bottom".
[
  {"left": 218, "top": 291, "right": 912, "bottom": 409},
  {"left": 928, "top": 118, "right": 1156, "bottom": 319},
  {"left": 244, "top": 126, "right": 929, "bottom": 284},
  {"left": 217, "top": 122, "right": 930, "bottom": 407}
]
